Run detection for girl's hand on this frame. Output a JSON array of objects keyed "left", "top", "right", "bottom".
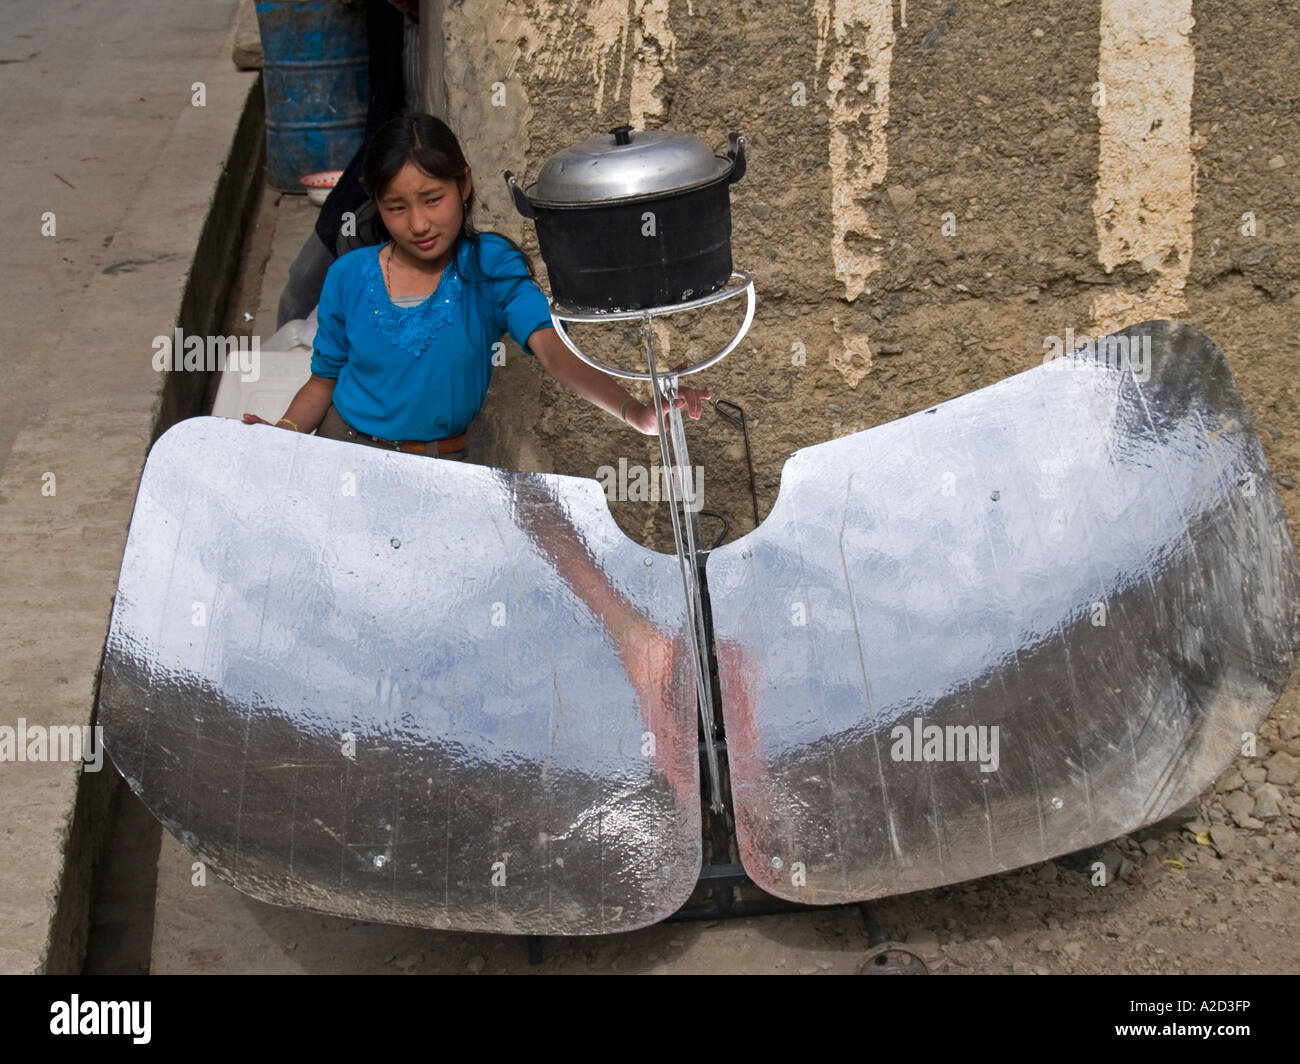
[
  {"left": 242, "top": 414, "right": 298, "bottom": 430},
  {"left": 629, "top": 390, "right": 710, "bottom": 435},
  {"left": 629, "top": 363, "right": 710, "bottom": 435}
]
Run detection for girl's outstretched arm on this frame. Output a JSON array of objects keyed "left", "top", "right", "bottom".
[{"left": 527, "top": 325, "right": 709, "bottom": 435}]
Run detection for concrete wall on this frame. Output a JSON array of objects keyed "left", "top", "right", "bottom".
[{"left": 420, "top": 0, "right": 1298, "bottom": 555}]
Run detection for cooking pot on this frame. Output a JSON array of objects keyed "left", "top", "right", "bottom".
[{"left": 504, "top": 124, "right": 747, "bottom": 312}]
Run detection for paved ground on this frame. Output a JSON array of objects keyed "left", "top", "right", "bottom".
[{"left": 0, "top": 0, "right": 254, "bottom": 973}]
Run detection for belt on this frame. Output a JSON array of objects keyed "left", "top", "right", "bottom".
[{"left": 362, "top": 428, "right": 468, "bottom": 455}]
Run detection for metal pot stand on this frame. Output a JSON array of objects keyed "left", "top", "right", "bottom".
[
  {"left": 97, "top": 316, "right": 1300, "bottom": 945},
  {"left": 550, "top": 269, "right": 758, "bottom": 819}
]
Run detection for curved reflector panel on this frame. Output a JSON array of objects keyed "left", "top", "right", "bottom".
[
  {"left": 708, "top": 321, "right": 1300, "bottom": 904},
  {"left": 99, "top": 417, "right": 700, "bottom": 934}
]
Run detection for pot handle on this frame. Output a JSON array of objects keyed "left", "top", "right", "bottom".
[
  {"left": 725, "top": 132, "right": 747, "bottom": 185},
  {"left": 503, "top": 170, "right": 537, "bottom": 219}
]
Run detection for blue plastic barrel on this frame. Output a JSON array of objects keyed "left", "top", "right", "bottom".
[{"left": 256, "top": 0, "right": 369, "bottom": 191}]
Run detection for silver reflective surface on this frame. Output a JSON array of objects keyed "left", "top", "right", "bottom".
[
  {"left": 99, "top": 418, "right": 701, "bottom": 934},
  {"left": 708, "top": 321, "right": 1300, "bottom": 904}
]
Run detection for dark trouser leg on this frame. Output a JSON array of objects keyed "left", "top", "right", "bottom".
[{"left": 277, "top": 232, "right": 335, "bottom": 329}]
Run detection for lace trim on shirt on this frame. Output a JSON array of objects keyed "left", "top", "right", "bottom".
[{"left": 363, "top": 244, "right": 463, "bottom": 358}]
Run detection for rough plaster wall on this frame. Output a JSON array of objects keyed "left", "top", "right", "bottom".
[
  {"left": 1091, "top": 0, "right": 1196, "bottom": 333},
  {"left": 426, "top": 0, "right": 1299, "bottom": 556}
]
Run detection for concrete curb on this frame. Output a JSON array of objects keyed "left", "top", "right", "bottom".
[{"left": 31, "top": 64, "right": 265, "bottom": 975}]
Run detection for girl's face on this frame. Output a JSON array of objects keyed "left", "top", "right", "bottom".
[{"left": 376, "top": 159, "right": 472, "bottom": 269}]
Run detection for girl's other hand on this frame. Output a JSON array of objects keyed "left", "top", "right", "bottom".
[
  {"left": 674, "top": 384, "right": 710, "bottom": 420},
  {"left": 629, "top": 388, "right": 710, "bottom": 435},
  {"left": 630, "top": 362, "right": 710, "bottom": 434},
  {"left": 670, "top": 361, "right": 709, "bottom": 421}
]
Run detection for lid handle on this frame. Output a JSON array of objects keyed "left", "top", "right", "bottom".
[
  {"left": 609, "top": 124, "right": 633, "bottom": 146},
  {"left": 726, "top": 132, "right": 747, "bottom": 185},
  {"left": 502, "top": 170, "right": 536, "bottom": 219}
]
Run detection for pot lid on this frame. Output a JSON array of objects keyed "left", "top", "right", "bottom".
[{"left": 527, "top": 125, "right": 734, "bottom": 206}]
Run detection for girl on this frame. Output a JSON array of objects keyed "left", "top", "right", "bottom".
[{"left": 245, "top": 111, "right": 709, "bottom": 459}]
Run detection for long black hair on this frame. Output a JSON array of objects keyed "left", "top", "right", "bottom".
[{"left": 359, "top": 111, "right": 537, "bottom": 285}]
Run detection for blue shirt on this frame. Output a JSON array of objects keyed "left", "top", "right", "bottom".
[{"left": 310, "top": 233, "right": 553, "bottom": 440}]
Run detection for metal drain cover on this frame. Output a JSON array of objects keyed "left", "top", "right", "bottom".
[{"left": 859, "top": 945, "right": 930, "bottom": 975}]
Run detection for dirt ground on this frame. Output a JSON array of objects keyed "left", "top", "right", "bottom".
[{"left": 95, "top": 0, "right": 1300, "bottom": 974}]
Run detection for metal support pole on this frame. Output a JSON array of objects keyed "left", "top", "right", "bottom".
[
  {"left": 643, "top": 317, "right": 723, "bottom": 812},
  {"left": 546, "top": 272, "right": 755, "bottom": 815}
]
